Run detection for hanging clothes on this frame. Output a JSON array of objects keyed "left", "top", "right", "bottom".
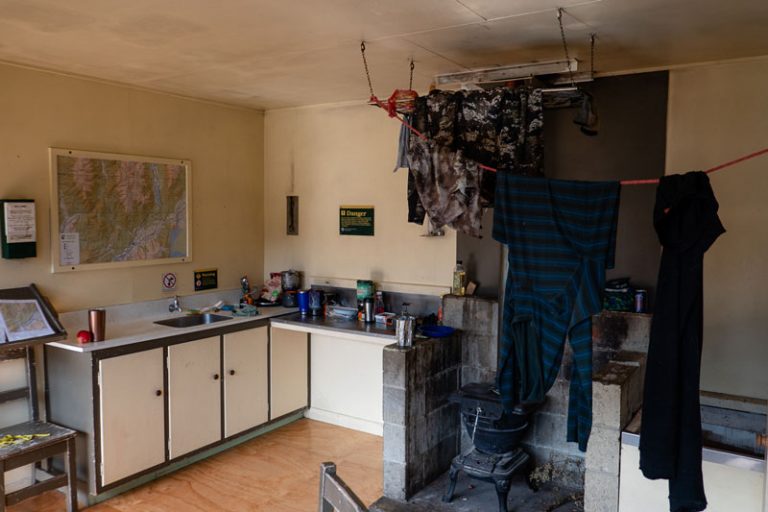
[
  {"left": 391, "top": 115, "right": 428, "bottom": 225},
  {"left": 393, "top": 117, "right": 411, "bottom": 172},
  {"left": 406, "top": 87, "right": 544, "bottom": 237},
  {"left": 639, "top": 171, "right": 725, "bottom": 512},
  {"left": 493, "top": 174, "right": 620, "bottom": 451}
]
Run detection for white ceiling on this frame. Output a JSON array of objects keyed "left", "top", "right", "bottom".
[{"left": 1, "top": 0, "right": 767, "bottom": 110}]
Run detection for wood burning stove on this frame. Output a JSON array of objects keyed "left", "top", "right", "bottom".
[{"left": 444, "top": 382, "right": 537, "bottom": 512}]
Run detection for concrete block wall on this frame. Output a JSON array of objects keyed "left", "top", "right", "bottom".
[
  {"left": 439, "top": 298, "right": 653, "bottom": 501},
  {"left": 520, "top": 312, "right": 652, "bottom": 492},
  {"left": 441, "top": 295, "right": 499, "bottom": 455},
  {"left": 382, "top": 336, "right": 462, "bottom": 501},
  {"left": 583, "top": 354, "right": 646, "bottom": 512},
  {"left": 519, "top": 357, "right": 587, "bottom": 490},
  {"left": 584, "top": 311, "right": 652, "bottom": 512},
  {"left": 442, "top": 295, "right": 498, "bottom": 386}
]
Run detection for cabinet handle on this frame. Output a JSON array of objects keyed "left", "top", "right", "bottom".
[
  {"left": 213, "top": 374, "right": 220, "bottom": 380},
  {"left": 229, "top": 370, "right": 236, "bottom": 376},
  {"left": 155, "top": 390, "right": 163, "bottom": 397}
]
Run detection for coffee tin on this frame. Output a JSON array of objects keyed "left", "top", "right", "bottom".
[{"left": 634, "top": 289, "right": 647, "bottom": 313}]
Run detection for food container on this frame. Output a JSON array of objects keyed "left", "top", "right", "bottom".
[
  {"left": 89, "top": 308, "right": 106, "bottom": 342},
  {"left": 309, "top": 289, "right": 325, "bottom": 317},
  {"left": 297, "top": 290, "right": 310, "bottom": 315},
  {"left": 281, "top": 270, "right": 300, "bottom": 291},
  {"left": 375, "top": 312, "right": 396, "bottom": 326},
  {"left": 282, "top": 290, "right": 297, "bottom": 308},
  {"left": 327, "top": 306, "right": 358, "bottom": 320},
  {"left": 363, "top": 297, "right": 375, "bottom": 323}
]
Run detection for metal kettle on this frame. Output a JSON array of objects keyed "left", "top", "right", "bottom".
[{"left": 395, "top": 303, "right": 415, "bottom": 348}]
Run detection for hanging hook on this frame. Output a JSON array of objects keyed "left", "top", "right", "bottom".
[
  {"left": 409, "top": 58, "right": 415, "bottom": 91},
  {"left": 360, "top": 41, "right": 375, "bottom": 100},
  {"left": 556, "top": 7, "right": 576, "bottom": 88}
]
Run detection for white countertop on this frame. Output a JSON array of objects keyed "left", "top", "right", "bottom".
[
  {"left": 271, "top": 313, "right": 396, "bottom": 345},
  {"left": 48, "top": 289, "right": 297, "bottom": 353}
]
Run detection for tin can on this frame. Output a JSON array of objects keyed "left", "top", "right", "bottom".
[{"left": 634, "top": 290, "right": 647, "bottom": 313}]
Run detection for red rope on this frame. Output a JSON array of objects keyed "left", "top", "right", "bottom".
[
  {"left": 371, "top": 96, "right": 768, "bottom": 185},
  {"left": 703, "top": 147, "right": 768, "bottom": 174}
]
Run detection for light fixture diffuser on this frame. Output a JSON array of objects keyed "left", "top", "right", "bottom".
[{"left": 435, "top": 59, "right": 579, "bottom": 86}]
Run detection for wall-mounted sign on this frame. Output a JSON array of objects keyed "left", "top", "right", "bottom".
[
  {"left": 194, "top": 268, "right": 218, "bottom": 291},
  {"left": 162, "top": 272, "right": 177, "bottom": 292},
  {"left": 340, "top": 205, "right": 374, "bottom": 236},
  {"left": 1, "top": 200, "right": 37, "bottom": 259}
]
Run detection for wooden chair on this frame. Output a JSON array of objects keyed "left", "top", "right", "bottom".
[
  {"left": 0, "top": 421, "right": 77, "bottom": 512},
  {"left": 318, "top": 462, "right": 368, "bottom": 512},
  {"left": 0, "top": 347, "right": 78, "bottom": 512}
]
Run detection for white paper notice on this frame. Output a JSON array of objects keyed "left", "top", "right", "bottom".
[
  {"left": 3, "top": 202, "right": 36, "bottom": 243},
  {"left": 0, "top": 299, "right": 54, "bottom": 342},
  {"left": 60, "top": 233, "right": 80, "bottom": 266}
]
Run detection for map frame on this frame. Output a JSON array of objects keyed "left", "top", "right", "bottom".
[{"left": 49, "top": 148, "right": 192, "bottom": 273}]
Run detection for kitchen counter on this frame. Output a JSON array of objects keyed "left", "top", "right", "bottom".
[
  {"left": 49, "top": 298, "right": 297, "bottom": 353},
  {"left": 44, "top": 291, "right": 305, "bottom": 500},
  {"left": 270, "top": 312, "right": 396, "bottom": 342},
  {"left": 271, "top": 312, "right": 396, "bottom": 435}
]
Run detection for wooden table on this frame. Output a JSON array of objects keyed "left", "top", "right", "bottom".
[{"left": 0, "top": 421, "right": 77, "bottom": 512}]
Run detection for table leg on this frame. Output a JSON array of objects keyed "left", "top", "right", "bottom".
[
  {"left": 0, "top": 459, "right": 5, "bottom": 512},
  {"left": 66, "top": 438, "right": 77, "bottom": 512}
]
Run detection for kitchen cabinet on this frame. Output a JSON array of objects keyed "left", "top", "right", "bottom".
[
  {"left": 99, "top": 348, "right": 165, "bottom": 486},
  {"left": 45, "top": 307, "right": 303, "bottom": 502},
  {"left": 168, "top": 336, "right": 222, "bottom": 459},
  {"left": 308, "top": 332, "right": 385, "bottom": 435},
  {"left": 270, "top": 326, "right": 309, "bottom": 419},
  {"left": 223, "top": 327, "right": 269, "bottom": 437}
]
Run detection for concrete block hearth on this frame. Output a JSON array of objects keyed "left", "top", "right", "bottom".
[
  {"left": 383, "top": 296, "right": 652, "bottom": 510},
  {"left": 382, "top": 336, "right": 462, "bottom": 501},
  {"left": 583, "top": 311, "right": 651, "bottom": 512}
]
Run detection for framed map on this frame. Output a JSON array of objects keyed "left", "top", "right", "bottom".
[{"left": 50, "top": 148, "right": 191, "bottom": 272}]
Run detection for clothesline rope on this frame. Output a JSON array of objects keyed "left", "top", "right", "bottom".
[{"left": 370, "top": 95, "right": 768, "bottom": 185}]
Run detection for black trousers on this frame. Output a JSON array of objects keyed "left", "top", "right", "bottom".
[{"left": 639, "top": 171, "right": 725, "bottom": 512}]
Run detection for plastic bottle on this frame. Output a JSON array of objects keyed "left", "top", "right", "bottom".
[
  {"left": 374, "top": 291, "right": 385, "bottom": 315},
  {"left": 452, "top": 260, "right": 466, "bottom": 296}
]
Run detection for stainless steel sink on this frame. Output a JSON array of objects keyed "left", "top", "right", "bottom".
[{"left": 154, "top": 313, "right": 232, "bottom": 328}]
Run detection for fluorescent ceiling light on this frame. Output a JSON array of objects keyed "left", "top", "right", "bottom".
[{"left": 435, "top": 59, "right": 579, "bottom": 86}]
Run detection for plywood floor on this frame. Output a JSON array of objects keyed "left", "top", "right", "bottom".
[{"left": 8, "top": 419, "right": 383, "bottom": 512}]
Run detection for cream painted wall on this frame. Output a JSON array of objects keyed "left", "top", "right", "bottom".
[
  {"left": 263, "top": 103, "right": 455, "bottom": 295},
  {"left": 0, "top": 63, "right": 264, "bottom": 312},
  {"left": 666, "top": 57, "right": 768, "bottom": 400}
]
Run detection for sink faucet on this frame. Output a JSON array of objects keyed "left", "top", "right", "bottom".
[{"left": 169, "top": 295, "right": 182, "bottom": 313}]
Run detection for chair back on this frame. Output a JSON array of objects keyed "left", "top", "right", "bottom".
[{"left": 318, "top": 462, "right": 369, "bottom": 512}]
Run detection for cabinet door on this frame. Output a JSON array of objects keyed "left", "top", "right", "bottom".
[
  {"left": 168, "top": 336, "right": 221, "bottom": 459},
  {"left": 310, "top": 332, "right": 384, "bottom": 434},
  {"left": 223, "top": 327, "right": 269, "bottom": 437},
  {"left": 99, "top": 348, "right": 165, "bottom": 486},
  {"left": 270, "top": 327, "right": 308, "bottom": 419}
]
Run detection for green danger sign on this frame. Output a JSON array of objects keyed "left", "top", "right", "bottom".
[{"left": 340, "top": 206, "right": 374, "bottom": 236}]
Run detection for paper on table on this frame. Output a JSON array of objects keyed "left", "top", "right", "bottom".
[{"left": 0, "top": 299, "right": 54, "bottom": 342}]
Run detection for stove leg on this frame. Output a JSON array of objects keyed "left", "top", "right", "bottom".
[
  {"left": 443, "top": 466, "right": 460, "bottom": 503},
  {"left": 494, "top": 478, "right": 511, "bottom": 512}
]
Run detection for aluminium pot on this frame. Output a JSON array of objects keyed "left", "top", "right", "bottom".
[{"left": 281, "top": 270, "right": 300, "bottom": 291}]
